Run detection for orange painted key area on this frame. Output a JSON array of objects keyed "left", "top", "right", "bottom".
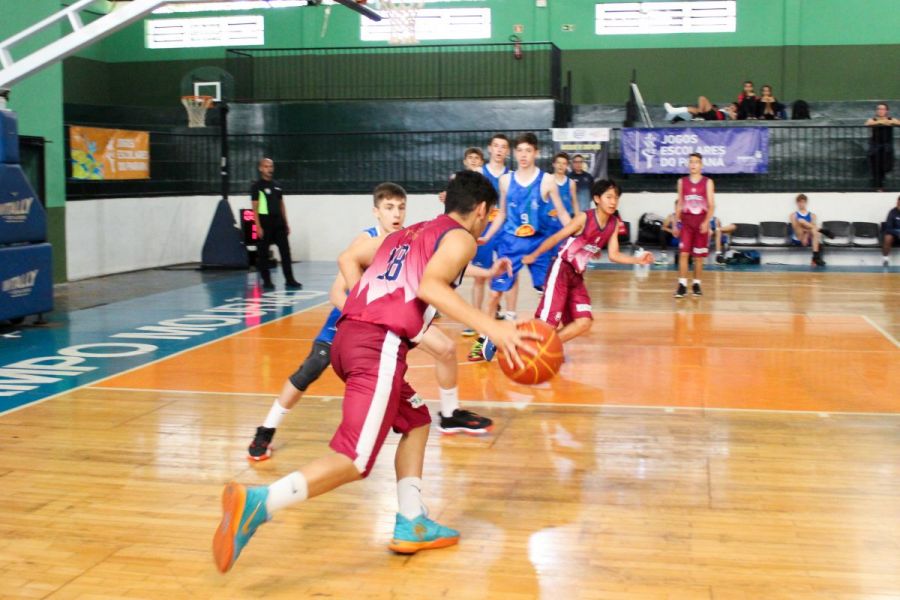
[{"left": 98, "top": 271, "right": 900, "bottom": 414}]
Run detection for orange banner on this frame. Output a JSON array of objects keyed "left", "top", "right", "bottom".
[{"left": 70, "top": 126, "right": 150, "bottom": 180}]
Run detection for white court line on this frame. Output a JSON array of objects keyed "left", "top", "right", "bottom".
[
  {"left": 860, "top": 315, "right": 900, "bottom": 349},
  {"left": 79, "top": 387, "right": 900, "bottom": 419},
  {"left": 0, "top": 298, "right": 332, "bottom": 418}
]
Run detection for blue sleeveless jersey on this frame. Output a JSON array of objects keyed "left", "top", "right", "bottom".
[
  {"left": 791, "top": 211, "right": 812, "bottom": 241},
  {"left": 539, "top": 176, "right": 574, "bottom": 233},
  {"left": 481, "top": 164, "right": 509, "bottom": 192},
  {"left": 502, "top": 171, "right": 544, "bottom": 238},
  {"left": 314, "top": 226, "right": 380, "bottom": 345}
]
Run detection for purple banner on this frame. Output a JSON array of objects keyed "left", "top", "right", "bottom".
[{"left": 621, "top": 128, "right": 769, "bottom": 174}]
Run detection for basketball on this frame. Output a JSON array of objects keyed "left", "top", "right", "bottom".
[{"left": 497, "top": 319, "right": 564, "bottom": 385}]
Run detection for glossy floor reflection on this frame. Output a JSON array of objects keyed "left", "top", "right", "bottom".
[{"left": 1, "top": 268, "right": 898, "bottom": 599}]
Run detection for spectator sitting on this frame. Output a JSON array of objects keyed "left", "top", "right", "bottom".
[
  {"left": 755, "top": 85, "right": 785, "bottom": 120},
  {"left": 865, "top": 103, "right": 899, "bottom": 192},
  {"left": 664, "top": 98, "right": 737, "bottom": 122},
  {"left": 790, "top": 193, "right": 825, "bottom": 266},
  {"left": 882, "top": 195, "right": 900, "bottom": 267},
  {"left": 711, "top": 217, "right": 737, "bottom": 263},
  {"left": 737, "top": 80, "right": 759, "bottom": 120},
  {"left": 659, "top": 200, "right": 681, "bottom": 262}
]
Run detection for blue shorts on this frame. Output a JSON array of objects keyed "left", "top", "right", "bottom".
[
  {"left": 490, "top": 233, "right": 544, "bottom": 293},
  {"left": 472, "top": 235, "right": 497, "bottom": 269},
  {"left": 314, "top": 307, "right": 342, "bottom": 345}
]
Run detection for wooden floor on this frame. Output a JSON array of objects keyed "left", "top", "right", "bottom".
[{"left": 1, "top": 270, "right": 899, "bottom": 599}]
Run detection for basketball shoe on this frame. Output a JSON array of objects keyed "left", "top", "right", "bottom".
[
  {"left": 467, "top": 337, "right": 485, "bottom": 362},
  {"left": 481, "top": 339, "right": 497, "bottom": 362},
  {"left": 439, "top": 409, "right": 493, "bottom": 435},
  {"left": 213, "top": 483, "right": 269, "bottom": 573},
  {"left": 388, "top": 513, "right": 460, "bottom": 554},
  {"left": 247, "top": 426, "right": 276, "bottom": 461}
]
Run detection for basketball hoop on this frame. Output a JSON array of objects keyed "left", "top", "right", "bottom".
[
  {"left": 379, "top": 0, "right": 424, "bottom": 45},
  {"left": 181, "top": 95, "right": 214, "bottom": 128}
]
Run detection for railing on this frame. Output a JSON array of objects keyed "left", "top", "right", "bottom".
[
  {"left": 226, "top": 42, "right": 562, "bottom": 102},
  {"left": 65, "top": 126, "right": 898, "bottom": 199}
]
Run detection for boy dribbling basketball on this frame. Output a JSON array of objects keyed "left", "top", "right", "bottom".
[{"left": 521, "top": 179, "right": 652, "bottom": 343}]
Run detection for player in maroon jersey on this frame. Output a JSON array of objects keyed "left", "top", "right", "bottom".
[
  {"left": 213, "top": 171, "right": 537, "bottom": 573},
  {"left": 674, "top": 153, "right": 716, "bottom": 298},
  {"left": 522, "top": 179, "right": 652, "bottom": 343}
]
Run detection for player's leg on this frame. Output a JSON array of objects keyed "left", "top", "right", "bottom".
[
  {"left": 467, "top": 276, "right": 486, "bottom": 335},
  {"left": 390, "top": 419, "right": 459, "bottom": 553},
  {"left": 248, "top": 340, "right": 332, "bottom": 461},
  {"left": 214, "top": 322, "right": 404, "bottom": 572},
  {"left": 273, "top": 225, "right": 302, "bottom": 288},
  {"left": 883, "top": 232, "right": 895, "bottom": 265},
  {"left": 691, "top": 225, "right": 709, "bottom": 296},
  {"left": 256, "top": 227, "right": 274, "bottom": 289},
  {"left": 552, "top": 263, "right": 593, "bottom": 343},
  {"left": 419, "top": 328, "right": 493, "bottom": 434}
]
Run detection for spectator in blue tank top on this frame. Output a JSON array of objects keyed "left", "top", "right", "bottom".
[{"left": 790, "top": 193, "right": 825, "bottom": 266}]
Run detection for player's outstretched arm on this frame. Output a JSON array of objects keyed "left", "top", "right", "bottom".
[
  {"left": 544, "top": 176, "right": 572, "bottom": 226},
  {"left": 330, "top": 231, "right": 386, "bottom": 309},
  {"left": 337, "top": 234, "right": 383, "bottom": 293},
  {"left": 608, "top": 233, "right": 652, "bottom": 265},
  {"left": 522, "top": 212, "right": 587, "bottom": 265},
  {"left": 570, "top": 180, "right": 581, "bottom": 219},
  {"left": 418, "top": 230, "right": 539, "bottom": 369},
  {"left": 465, "top": 257, "right": 512, "bottom": 280}
]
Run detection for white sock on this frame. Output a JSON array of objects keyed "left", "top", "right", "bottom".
[
  {"left": 439, "top": 387, "right": 460, "bottom": 418},
  {"left": 266, "top": 471, "right": 308, "bottom": 514},
  {"left": 397, "top": 477, "right": 425, "bottom": 520},
  {"left": 262, "top": 398, "right": 291, "bottom": 429},
  {"left": 678, "top": 278, "right": 687, "bottom": 286},
  {"left": 693, "top": 279, "right": 701, "bottom": 285}
]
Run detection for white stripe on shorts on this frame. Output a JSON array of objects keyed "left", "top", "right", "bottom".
[
  {"left": 353, "top": 331, "right": 401, "bottom": 473},
  {"left": 539, "top": 258, "right": 563, "bottom": 322}
]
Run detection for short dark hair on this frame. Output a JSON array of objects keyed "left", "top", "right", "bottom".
[
  {"left": 591, "top": 179, "right": 621, "bottom": 198},
  {"left": 796, "top": 193, "right": 808, "bottom": 203},
  {"left": 689, "top": 152, "right": 703, "bottom": 161},
  {"left": 877, "top": 102, "right": 889, "bottom": 110},
  {"left": 464, "top": 147, "right": 484, "bottom": 161},
  {"left": 372, "top": 182, "right": 407, "bottom": 207},
  {"left": 744, "top": 80, "right": 754, "bottom": 86},
  {"left": 445, "top": 171, "right": 498, "bottom": 216},
  {"left": 552, "top": 152, "right": 570, "bottom": 163},
  {"left": 489, "top": 133, "right": 510, "bottom": 147},
  {"left": 514, "top": 132, "right": 539, "bottom": 150},
  {"left": 572, "top": 154, "right": 585, "bottom": 161}
]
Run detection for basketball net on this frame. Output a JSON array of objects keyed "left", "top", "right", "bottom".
[
  {"left": 379, "top": 0, "right": 425, "bottom": 45},
  {"left": 181, "top": 95, "right": 214, "bottom": 128}
]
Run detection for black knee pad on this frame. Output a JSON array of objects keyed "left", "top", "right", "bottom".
[{"left": 288, "top": 341, "right": 332, "bottom": 391}]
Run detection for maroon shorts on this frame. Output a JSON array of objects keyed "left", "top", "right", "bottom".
[
  {"left": 679, "top": 212, "right": 709, "bottom": 258},
  {"left": 534, "top": 258, "right": 593, "bottom": 327},
  {"left": 330, "top": 320, "right": 431, "bottom": 477}
]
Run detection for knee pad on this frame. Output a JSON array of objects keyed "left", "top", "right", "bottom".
[{"left": 288, "top": 341, "right": 331, "bottom": 391}]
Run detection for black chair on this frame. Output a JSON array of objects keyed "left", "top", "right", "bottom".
[
  {"left": 821, "top": 220, "right": 851, "bottom": 247},
  {"left": 851, "top": 222, "right": 881, "bottom": 247},
  {"left": 730, "top": 223, "right": 759, "bottom": 246},
  {"left": 759, "top": 221, "right": 790, "bottom": 246},
  {"left": 617, "top": 221, "right": 632, "bottom": 251}
]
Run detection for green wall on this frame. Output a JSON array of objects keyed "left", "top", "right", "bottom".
[
  {"left": 64, "top": 0, "right": 900, "bottom": 106},
  {"left": 1, "top": 0, "right": 67, "bottom": 282}
]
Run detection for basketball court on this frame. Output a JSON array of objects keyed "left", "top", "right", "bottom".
[{"left": 2, "top": 1, "right": 900, "bottom": 598}]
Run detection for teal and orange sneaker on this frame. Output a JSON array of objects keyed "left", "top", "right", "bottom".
[
  {"left": 388, "top": 513, "right": 460, "bottom": 554},
  {"left": 213, "top": 482, "right": 269, "bottom": 573}
]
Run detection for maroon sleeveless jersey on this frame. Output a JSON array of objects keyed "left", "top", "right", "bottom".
[
  {"left": 680, "top": 175, "right": 709, "bottom": 216},
  {"left": 557, "top": 210, "right": 620, "bottom": 274},
  {"left": 341, "top": 214, "right": 464, "bottom": 343}
]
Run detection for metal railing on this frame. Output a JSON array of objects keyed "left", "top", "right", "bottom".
[
  {"left": 226, "top": 42, "right": 562, "bottom": 102},
  {"left": 65, "top": 125, "right": 898, "bottom": 199}
]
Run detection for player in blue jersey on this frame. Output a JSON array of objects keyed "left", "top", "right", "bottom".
[
  {"left": 537, "top": 151, "right": 580, "bottom": 260},
  {"left": 477, "top": 132, "right": 571, "bottom": 329}
]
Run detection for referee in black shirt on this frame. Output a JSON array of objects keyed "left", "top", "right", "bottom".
[{"left": 250, "top": 158, "right": 302, "bottom": 290}]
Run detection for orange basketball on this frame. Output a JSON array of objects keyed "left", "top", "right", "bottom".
[{"left": 497, "top": 319, "right": 564, "bottom": 385}]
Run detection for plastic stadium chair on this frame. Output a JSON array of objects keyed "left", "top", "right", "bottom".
[
  {"left": 851, "top": 222, "right": 881, "bottom": 247},
  {"left": 821, "top": 220, "right": 851, "bottom": 247},
  {"left": 730, "top": 223, "right": 759, "bottom": 246},
  {"left": 759, "top": 221, "right": 791, "bottom": 246}
]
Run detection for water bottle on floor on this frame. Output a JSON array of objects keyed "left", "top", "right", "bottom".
[{"left": 634, "top": 247, "right": 650, "bottom": 279}]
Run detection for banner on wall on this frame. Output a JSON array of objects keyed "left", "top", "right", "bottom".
[
  {"left": 69, "top": 126, "right": 150, "bottom": 180},
  {"left": 620, "top": 128, "right": 768, "bottom": 174},
  {"left": 551, "top": 128, "right": 610, "bottom": 180}
]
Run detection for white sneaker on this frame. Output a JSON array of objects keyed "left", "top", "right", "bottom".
[
  {"left": 664, "top": 102, "right": 675, "bottom": 115},
  {"left": 503, "top": 311, "right": 517, "bottom": 321}
]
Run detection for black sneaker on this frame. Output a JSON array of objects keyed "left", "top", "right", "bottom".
[
  {"left": 715, "top": 253, "right": 726, "bottom": 264},
  {"left": 261, "top": 281, "right": 275, "bottom": 291},
  {"left": 285, "top": 280, "right": 303, "bottom": 289},
  {"left": 812, "top": 255, "right": 826, "bottom": 267},
  {"left": 439, "top": 409, "right": 493, "bottom": 435},
  {"left": 692, "top": 282, "right": 703, "bottom": 296},
  {"left": 248, "top": 426, "right": 276, "bottom": 461},
  {"left": 674, "top": 283, "right": 687, "bottom": 298}
]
